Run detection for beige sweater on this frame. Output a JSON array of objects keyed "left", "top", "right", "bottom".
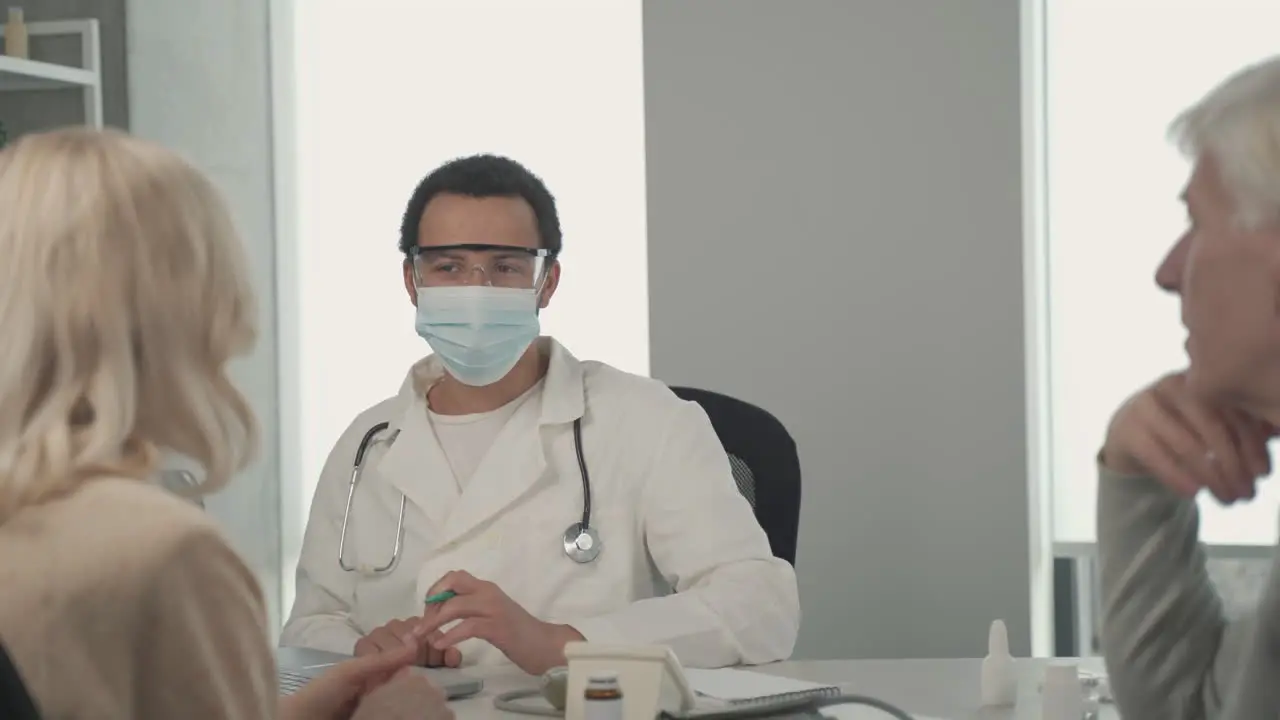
[{"left": 0, "top": 478, "right": 278, "bottom": 718}]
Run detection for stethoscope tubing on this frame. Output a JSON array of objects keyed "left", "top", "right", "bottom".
[{"left": 338, "top": 417, "right": 597, "bottom": 572}]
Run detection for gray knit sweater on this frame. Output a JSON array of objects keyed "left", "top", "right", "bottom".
[{"left": 1097, "top": 467, "right": 1280, "bottom": 719}]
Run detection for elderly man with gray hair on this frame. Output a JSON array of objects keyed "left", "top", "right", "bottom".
[{"left": 1098, "top": 56, "right": 1280, "bottom": 718}]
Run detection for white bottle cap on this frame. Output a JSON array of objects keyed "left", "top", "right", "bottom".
[
  {"left": 7, "top": 8, "right": 21, "bottom": 21},
  {"left": 988, "top": 619, "right": 1009, "bottom": 655}
]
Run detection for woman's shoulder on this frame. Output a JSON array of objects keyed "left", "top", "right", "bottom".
[
  {"left": 4, "top": 477, "right": 250, "bottom": 595},
  {"left": 0, "top": 479, "right": 273, "bottom": 717},
  {"left": 64, "top": 476, "right": 223, "bottom": 546}
]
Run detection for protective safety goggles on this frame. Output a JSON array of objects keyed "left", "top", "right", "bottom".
[{"left": 409, "top": 243, "right": 553, "bottom": 290}]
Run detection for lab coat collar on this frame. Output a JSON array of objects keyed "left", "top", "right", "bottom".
[{"left": 378, "top": 337, "right": 585, "bottom": 545}]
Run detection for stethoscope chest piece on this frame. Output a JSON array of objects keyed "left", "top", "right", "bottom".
[{"left": 562, "top": 522, "right": 602, "bottom": 564}]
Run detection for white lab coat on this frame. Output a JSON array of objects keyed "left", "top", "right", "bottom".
[{"left": 280, "top": 338, "right": 799, "bottom": 668}]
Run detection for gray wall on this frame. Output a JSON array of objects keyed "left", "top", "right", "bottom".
[
  {"left": 643, "top": 0, "right": 1031, "bottom": 659},
  {"left": 1, "top": 0, "right": 128, "bottom": 134},
  {"left": 125, "top": 0, "right": 283, "bottom": 630}
]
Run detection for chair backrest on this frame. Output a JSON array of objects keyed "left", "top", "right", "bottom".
[
  {"left": 670, "top": 386, "right": 801, "bottom": 566},
  {"left": 0, "top": 643, "right": 40, "bottom": 719}
]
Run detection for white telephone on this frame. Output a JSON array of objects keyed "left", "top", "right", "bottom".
[
  {"left": 495, "top": 644, "right": 696, "bottom": 719},
  {"left": 562, "top": 643, "right": 697, "bottom": 720},
  {"left": 501, "top": 644, "right": 923, "bottom": 720}
]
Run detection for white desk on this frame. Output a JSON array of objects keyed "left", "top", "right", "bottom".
[{"left": 448, "top": 658, "right": 1116, "bottom": 720}]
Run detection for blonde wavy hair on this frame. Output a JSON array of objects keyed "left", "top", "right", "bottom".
[{"left": 0, "top": 127, "right": 258, "bottom": 519}]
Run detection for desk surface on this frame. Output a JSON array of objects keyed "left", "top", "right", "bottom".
[{"left": 451, "top": 658, "right": 1115, "bottom": 720}]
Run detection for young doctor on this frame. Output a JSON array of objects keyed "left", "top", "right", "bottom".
[{"left": 281, "top": 154, "right": 800, "bottom": 675}]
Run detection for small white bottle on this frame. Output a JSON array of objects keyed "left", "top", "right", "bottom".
[
  {"left": 980, "top": 619, "right": 1017, "bottom": 706},
  {"left": 583, "top": 672, "right": 625, "bottom": 720},
  {"left": 4, "top": 7, "right": 27, "bottom": 59},
  {"left": 1042, "top": 664, "right": 1084, "bottom": 720}
]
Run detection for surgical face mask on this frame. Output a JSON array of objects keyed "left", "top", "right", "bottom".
[{"left": 414, "top": 285, "right": 540, "bottom": 387}]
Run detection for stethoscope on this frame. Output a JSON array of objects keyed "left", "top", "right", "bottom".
[{"left": 336, "top": 417, "right": 601, "bottom": 574}]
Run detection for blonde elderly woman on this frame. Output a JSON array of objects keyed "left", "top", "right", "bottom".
[
  {"left": 0, "top": 128, "right": 453, "bottom": 720},
  {"left": 1099, "top": 56, "right": 1280, "bottom": 718}
]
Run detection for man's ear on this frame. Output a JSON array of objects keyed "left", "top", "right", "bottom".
[
  {"left": 403, "top": 259, "right": 418, "bottom": 305},
  {"left": 538, "top": 260, "right": 561, "bottom": 309}
]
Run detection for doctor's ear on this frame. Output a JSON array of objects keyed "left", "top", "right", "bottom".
[
  {"left": 402, "top": 259, "right": 417, "bottom": 305},
  {"left": 538, "top": 260, "right": 561, "bottom": 309}
]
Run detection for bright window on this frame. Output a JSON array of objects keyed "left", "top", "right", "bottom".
[
  {"left": 1046, "top": 0, "right": 1280, "bottom": 547},
  {"left": 282, "top": 0, "right": 648, "bottom": 610}
]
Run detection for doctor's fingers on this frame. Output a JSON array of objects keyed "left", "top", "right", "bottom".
[
  {"left": 419, "top": 627, "right": 450, "bottom": 666},
  {"left": 422, "top": 643, "right": 462, "bottom": 668},
  {"left": 419, "top": 594, "right": 498, "bottom": 635},
  {"left": 427, "top": 569, "right": 489, "bottom": 597},
  {"left": 431, "top": 618, "right": 493, "bottom": 651},
  {"left": 418, "top": 630, "right": 462, "bottom": 668},
  {"left": 361, "top": 620, "right": 433, "bottom": 664}
]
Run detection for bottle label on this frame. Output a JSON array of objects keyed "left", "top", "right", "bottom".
[{"left": 583, "top": 697, "right": 624, "bottom": 720}]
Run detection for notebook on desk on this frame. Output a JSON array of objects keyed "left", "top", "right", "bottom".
[
  {"left": 655, "top": 668, "right": 839, "bottom": 719},
  {"left": 821, "top": 708, "right": 948, "bottom": 720},
  {"left": 671, "top": 669, "right": 949, "bottom": 720},
  {"left": 684, "top": 668, "right": 840, "bottom": 705}
]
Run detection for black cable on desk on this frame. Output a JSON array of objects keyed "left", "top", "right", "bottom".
[
  {"left": 816, "top": 694, "right": 915, "bottom": 720},
  {"left": 656, "top": 693, "right": 918, "bottom": 720}
]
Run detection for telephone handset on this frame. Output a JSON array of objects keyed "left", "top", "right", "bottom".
[{"left": 562, "top": 643, "right": 697, "bottom": 720}]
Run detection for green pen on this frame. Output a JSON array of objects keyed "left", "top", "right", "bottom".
[{"left": 423, "top": 590, "right": 456, "bottom": 605}]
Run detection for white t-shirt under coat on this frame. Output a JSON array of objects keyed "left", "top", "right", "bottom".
[{"left": 427, "top": 379, "right": 545, "bottom": 491}]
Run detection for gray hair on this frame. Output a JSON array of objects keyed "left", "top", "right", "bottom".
[{"left": 1171, "top": 55, "right": 1280, "bottom": 229}]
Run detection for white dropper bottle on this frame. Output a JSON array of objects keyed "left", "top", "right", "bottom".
[{"left": 980, "top": 619, "right": 1017, "bottom": 707}]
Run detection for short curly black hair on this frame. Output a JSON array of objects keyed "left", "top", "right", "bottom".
[{"left": 398, "top": 154, "right": 562, "bottom": 258}]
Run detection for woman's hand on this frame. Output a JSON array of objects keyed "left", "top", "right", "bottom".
[
  {"left": 356, "top": 617, "right": 463, "bottom": 668},
  {"left": 419, "top": 570, "right": 584, "bottom": 674},
  {"left": 278, "top": 645, "right": 419, "bottom": 720},
  {"left": 350, "top": 668, "right": 455, "bottom": 720}
]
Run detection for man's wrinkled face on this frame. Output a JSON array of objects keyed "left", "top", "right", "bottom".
[{"left": 1156, "top": 156, "right": 1280, "bottom": 408}]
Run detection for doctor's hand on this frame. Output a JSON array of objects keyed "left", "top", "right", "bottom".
[
  {"left": 420, "top": 570, "right": 585, "bottom": 675},
  {"left": 1102, "top": 372, "right": 1274, "bottom": 504},
  {"left": 355, "top": 617, "right": 463, "bottom": 668}
]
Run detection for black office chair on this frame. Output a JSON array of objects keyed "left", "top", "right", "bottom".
[
  {"left": 670, "top": 387, "right": 801, "bottom": 566},
  {"left": 0, "top": 643, "right": 40, "bottom": 720}
]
